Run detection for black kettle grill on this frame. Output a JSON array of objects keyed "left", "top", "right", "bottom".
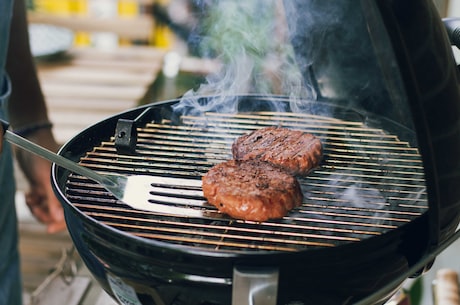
[{"left": 51, "top": 1, "right": 460, "bottom": 304}]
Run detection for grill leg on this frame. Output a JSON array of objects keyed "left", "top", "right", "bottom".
[{"left": 232, "top": 266, "right": 279, "bottom": 305}]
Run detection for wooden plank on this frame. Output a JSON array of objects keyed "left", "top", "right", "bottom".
[
  {"left": 181, "top": 56, "right": 221, "bottom": 75},
  {"left": 19, "top": 221, "right": 75, "bottom": 297},
  {"left": 94, "top": 292, "right": 118, "bottom": 305},
  {"left": 48, "top": 112, "right": 123, "bottom": 144},
  {"left": 68, "top": 46, "right": 166, "bottom": 61},
  {"left": 45, "top": 97, "right": 138, "bottom": 112},
  {"left": 30, "top": 276, "right": 90, "bottom": 305},
  {"left": 48, "top": 111, "right": 127, "bottom": 127},
  {"left": 70, "top": 57, "right": 163, "bottom": 71},
  {"left": 28, "top": 12, "right": 154, "bottom": 40},
  {"left": 38, "top": 66, "right": 156, "bottom": 85},
  {"left": 38, "top": 57, "right": 162, "bottom": 76},
  {"left": 36, "top": 47, "right": 164, "bottom": 143},
  {"left": 54, "top": 129, "right": 90, "bottom": 145},
  {"left": 40, "top": 83, "right": 146, "bottom": 100},
  {"left": 49, "top": 114, "right": 129, "bottom": 127}
]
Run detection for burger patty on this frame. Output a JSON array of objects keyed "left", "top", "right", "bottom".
[
  {"left": 202, "top": 160, "right": 303, "bottom": 221},
  {"left": 232, "top": 126, "right": 323, "bottom": 176}
]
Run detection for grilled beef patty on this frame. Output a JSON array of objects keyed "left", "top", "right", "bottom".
[
  {"left": 232, "top": 126, "right": 322, "bottom": 176},
  {"left": 202, "top": 160, "right": 303, "bottom": 221}
]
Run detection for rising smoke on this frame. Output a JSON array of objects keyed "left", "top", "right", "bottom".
[
  {"left": 172, "top": 0, "right": 413, "bottom": 131},
  {"left": 172, "top": 0, "right": 310, "bottom": 117}
]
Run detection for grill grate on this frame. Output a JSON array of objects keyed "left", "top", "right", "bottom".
[{"left": 65, "top": 111, "right": 428, "bottom": 253}]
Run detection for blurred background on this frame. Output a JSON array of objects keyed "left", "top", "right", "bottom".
[
  {"left": 28, "top": 0, "right": 176, "bottom": 49},
  {"left": 17, "top": 1, "right": 460, "bottom": 304}
]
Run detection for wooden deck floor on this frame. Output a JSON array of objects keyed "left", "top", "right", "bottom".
[{"left": 18, "top": 45, "right": 165, "bottom": 304}]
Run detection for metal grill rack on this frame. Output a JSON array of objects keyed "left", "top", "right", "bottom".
[{"left": 65, "top": 111, "right": 428, "bottom": 253}]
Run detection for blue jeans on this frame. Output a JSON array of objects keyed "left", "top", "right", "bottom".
[
  {"left": 0, "top": 74, "right": 22, "bottom": 305},
  {"left": 0, "top": 0, "right": 22, "bottom": 302}
]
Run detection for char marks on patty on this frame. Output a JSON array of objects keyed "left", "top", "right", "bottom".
[
  {"left": 202, "top": 160, "right": 303, "bottom": 221},
  {"left": 232, "top": 126, "right": 322, "bottom": 176}
]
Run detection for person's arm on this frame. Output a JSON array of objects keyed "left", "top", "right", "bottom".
[
  {"left": 5, "top": 0, "right": 65, "bottom": 233},
  {"left": 6, "top": 0, "right": 48, "bottom": 126}
]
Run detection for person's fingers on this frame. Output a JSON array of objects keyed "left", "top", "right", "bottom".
[
  {"left": 46, "top": 195, "right": 65, "bottom": 232},
  {"left": 46, "top": 219, "right": 67, "bottom": 234},
  {"left": 25, "top": 188, "right": 66, "bottom": 233}
]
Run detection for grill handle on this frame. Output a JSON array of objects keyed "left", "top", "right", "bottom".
[
  {"left": 232, "top": 266, "right": 279, "bottom": 305},
  {"left": 443, "top": 18, "right": 460, "bottom": 49}
]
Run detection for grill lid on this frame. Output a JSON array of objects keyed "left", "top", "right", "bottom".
[{"left": 62, "top": 98, "right": 428, "bottom": 253}]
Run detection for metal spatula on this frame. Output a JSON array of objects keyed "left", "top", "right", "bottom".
[{"left": 0, "top": 119, "right": 216, "bottom": 218}]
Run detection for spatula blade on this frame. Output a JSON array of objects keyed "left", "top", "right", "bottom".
[{"left": 120, "top": 175, "right": 223, "bottom": 219}]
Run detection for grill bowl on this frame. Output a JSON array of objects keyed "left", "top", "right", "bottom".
[{"left": 52, "top": 95, "right": 443, "bottom": 304}]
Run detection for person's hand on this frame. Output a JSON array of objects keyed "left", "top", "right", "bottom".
[{"left": 15, "top": 127, "right": 66, "bottom": 233}]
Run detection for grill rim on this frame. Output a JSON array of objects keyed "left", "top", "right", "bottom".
[{"left": 52, "top": 94, "right": 431, "bottom": 259}]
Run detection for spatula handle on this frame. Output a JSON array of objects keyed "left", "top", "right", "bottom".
[{"left": 0, "top": 119, "right": 113, "bottom": 187}]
